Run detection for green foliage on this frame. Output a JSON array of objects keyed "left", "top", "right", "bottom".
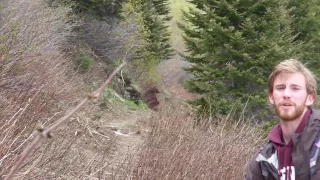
[
  {"left": 133, "top": 0, "right": 173, "bottom": 62},
  {"left": 99, "top": 85, "right": 147, "bottom": 109},
  {"left": 146, "top": 0, "right": 173, "bottom": 60},
  {"left": 121, "top": 1, "right": 153, "bottom": 82},
  {"left": 288, "top": 0, "right": 320, "bottom": 92},
  {"left": 122, "top": 0, "right": 173, "bottom": 83},
  {"left": 68, "top": 0, "right": 123, "bottom": 18},
  {"left": 124, "top": 98, "right": 148, "bottom": 109},
  {"left": 137, "top": 99, "right": 148, "bottom": 109},
  {"left": 76, "top": 54, "right": 94, "bottom": 72},
  {"left": 0, "top": 24, "right": 19, "bottom": 58},
  {"left": 124, "top": 99, "right": 148, "bottom": 109},
  {"left": 153, "top": 0, "right": 172, "bottom": 21},
  {"left": 167, "top": 0, "right": 194, "bottom": 52},
  {"left": 134, "top": 52, "right": 161, "bottom": 84},
  {"left": 179, "top": 0, "right": 299, "bottom": 119},
  {"left": 257, "top": 119, "right": 278, "bottom": 138},
  {"left": 101, "top": 87, "right": 117, "bottom": 103},
  {"left": 259, "top": 119, "right": 278, "bottom": 132},
  {"left": 92, "top": 80, "right": 147, "bottom": 109},
  {"left": 125, "top": 100, "right": 137, "bottom": 106}
]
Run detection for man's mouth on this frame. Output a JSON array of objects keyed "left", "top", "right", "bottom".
[{"left": 280, "top": 102, "right": 294, "bottom": 108}]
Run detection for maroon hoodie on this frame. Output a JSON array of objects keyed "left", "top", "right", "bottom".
[{"left": 268, "top": 109, "right": 311, "bottom": 180}]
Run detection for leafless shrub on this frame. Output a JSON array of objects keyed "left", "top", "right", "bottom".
[
  {"left": 131, "top": 105, "right": 265, "bottom": 180},
  {"left": 79, "top": 18, "right": 123, "bottom": 62},
  {"left": 0, "top": 0, "right": 122, "bottom": 179},
  {"left": 1, "top": 0, "right": 76, "bottom": 176},
  {"left": 70, "top": 14, "right": 139, "bottom": 64}
]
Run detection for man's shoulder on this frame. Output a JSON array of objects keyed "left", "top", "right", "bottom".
[
  {"left": 308, "top": 109, "right": 320, "bottom": 127},
  {"left": 311, "top": 109, "right": 320, "bottom": 120},
  {"left": 259, "top": 141, "right": 274, "bottom": 154},
  {"left": 252, "top": 141, "right": 274, "bottom": 161}
]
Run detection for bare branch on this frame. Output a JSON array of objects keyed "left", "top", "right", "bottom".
[{"left": 4, "top": 62, "right": 126, "bottom": 180}]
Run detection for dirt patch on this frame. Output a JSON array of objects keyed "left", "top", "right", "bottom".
[{"left": 88, "top": 107, "right": 151, "bottom": 179}]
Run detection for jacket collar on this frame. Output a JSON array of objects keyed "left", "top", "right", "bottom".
[{"left": 257, "top": 109, "right": 320, "bottom": 179}]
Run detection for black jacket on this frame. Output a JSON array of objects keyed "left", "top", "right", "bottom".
[{"left": 245, "top": 109, "right": 320, "bottom": 180}]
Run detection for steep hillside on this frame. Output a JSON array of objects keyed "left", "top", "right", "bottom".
[{"left": 0, "top": 0, "right": 151, "bottom": 179}]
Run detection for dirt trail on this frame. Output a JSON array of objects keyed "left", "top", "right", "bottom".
[{"left": 103, "top": 109, "right": 151, "bottom": 177}]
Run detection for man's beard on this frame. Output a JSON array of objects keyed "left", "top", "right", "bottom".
[{"left": 273, "top": 101, "right": 306, "bottom": 121}]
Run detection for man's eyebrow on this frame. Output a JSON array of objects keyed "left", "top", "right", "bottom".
[
  {"left": 274, "top": 84, "right": 302, "bottom": 87},
  {"left": 275, "top": 84, "right": 285, "bottom": 87},
  {"left": 290, "top": 84, "right": 302, "bottom": 87}
]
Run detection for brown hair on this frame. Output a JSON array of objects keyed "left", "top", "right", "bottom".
[{"left": 268, "top": 59, "right": 317, "bottom": 98}]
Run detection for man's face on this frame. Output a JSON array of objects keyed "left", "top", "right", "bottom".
[{"left": 268, "top": 72, "right": 314, "bottom": 121}]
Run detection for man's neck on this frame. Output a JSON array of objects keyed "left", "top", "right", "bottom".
[{"left": 280, "top": 109, "right": 307, "bottom": 144}]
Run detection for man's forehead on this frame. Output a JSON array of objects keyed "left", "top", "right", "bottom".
[{"left": 274, "top": 72, "right": 306, "bottom": 86}]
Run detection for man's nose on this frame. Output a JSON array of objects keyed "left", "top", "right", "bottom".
[{"left": 283, "top": 87, "right": 291, "bottom": 98}]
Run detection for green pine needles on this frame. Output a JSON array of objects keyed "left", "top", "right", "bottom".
[
  {"left": 139, "top": 0, "right": 174, "bottom": 61},
  {"left": 69, "top": 0, "right": 123, "bottom": 18},
  {"left": 123, "top": 0, "right": 173, "bottom": 83},
  {"left": 179, "top": 0, "right": 320, "bottom": 120}
]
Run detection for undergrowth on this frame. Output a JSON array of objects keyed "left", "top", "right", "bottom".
[{"left": 128, "top": 105, "right": 265, "bottom": 179}]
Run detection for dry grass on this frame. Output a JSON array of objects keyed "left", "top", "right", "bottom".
[
  {"left": 1, "top": 0, "right": 78, "bottom": 175},
  {"left": 0, "top": 0, "right": 120, "bottom": 179},
  {"left": 129, "top": 104, "right": 265, "bottom": 180}
]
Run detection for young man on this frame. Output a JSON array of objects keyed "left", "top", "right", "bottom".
[{"left": 245, "top": 59, "right": 320, "bottom": 180}]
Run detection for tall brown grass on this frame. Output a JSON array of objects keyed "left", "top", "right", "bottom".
[
  {"left": 0, "top": 0, "right": 118, "bottom": 179},
  {"left": 129, "top": 104, "right": 265, "bottom": 180}
]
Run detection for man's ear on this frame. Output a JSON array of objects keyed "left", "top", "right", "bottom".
[
  {"left": 306, "top": 93, "right": 315, "bottom": 106},
  {"left": 268, "top": 93, "right": 274, "bottom": 105}
]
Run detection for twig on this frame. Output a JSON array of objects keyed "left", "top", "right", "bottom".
[
  {"left": 77, "top": 152, "right": 99, "bottom": 179},
  {"left": 4, "top": 62, "right": 126, "bottom": 180},
  {"left": 86, "top": 126, "right": 102, "bottom": 147}
]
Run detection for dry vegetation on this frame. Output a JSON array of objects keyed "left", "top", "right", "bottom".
[
  {"left": 0, "top": 0, "right": 81, "bottom": 176},
  {"left": 0, "top": 0, "right": 128, "bottom": 179},
  {"left": 130, "top": 104, "right": 265, "bottom": 180}
]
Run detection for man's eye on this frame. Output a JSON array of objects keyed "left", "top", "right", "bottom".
[{"left": 277, "top": 87, "right": 285, "bottom": 90}]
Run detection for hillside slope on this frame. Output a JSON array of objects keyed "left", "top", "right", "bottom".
[
  {"left": 157, "top": 0, "right": 195, "bottom": 101},
  {"left": 0, "top": 0, "right": 151, "bottom": 178}
]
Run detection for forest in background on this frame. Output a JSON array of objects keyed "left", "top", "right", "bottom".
[
  {"left": 180, "top": 0, "right": 320, "bottom": 120},
  {"left": 45, "top": 0, "right": 320, "bottom": 121}
]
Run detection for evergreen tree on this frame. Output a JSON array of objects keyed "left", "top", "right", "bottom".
[
  {"left": 288, "top": 0, "right": 320, "bottom": 79},
  {"left": 70, "top": 0, "right": 124, "bottom": 17},
  {"left": 139, "top": 0, "right": 173, "bottom": 61},
  {"left": 152, "top": 0, "right": 172, "bottom": 21},
  {"left": 122, "top": 0, "right": 173, "bottom": 83},
  {"left": 179, "top": 0, "right": 299, "bottom": 118}
]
